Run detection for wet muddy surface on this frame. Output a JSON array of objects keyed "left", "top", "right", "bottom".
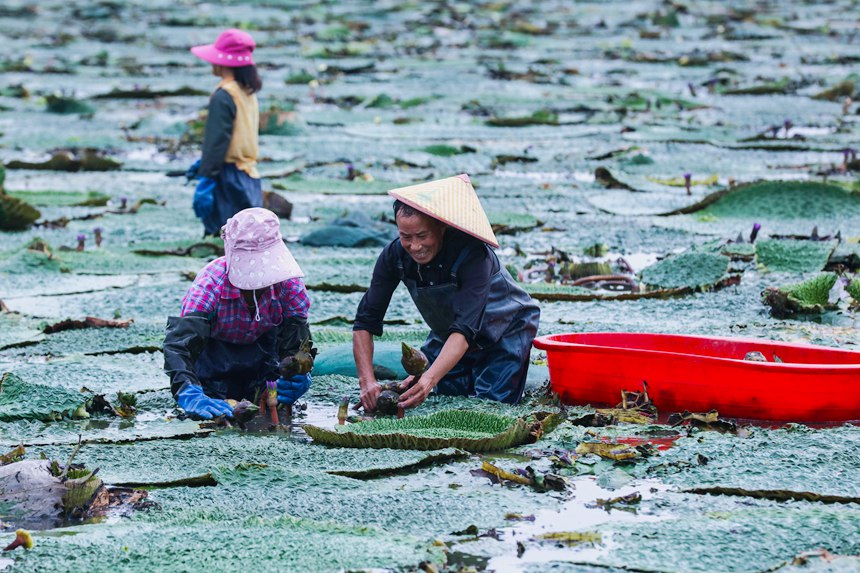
[{"left": 0, "top": 1, "right": 859, "bottom": 572}]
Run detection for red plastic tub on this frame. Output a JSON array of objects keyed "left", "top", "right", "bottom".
[{"left": 532, "top": 332, "right": 860, "bottom": 422}]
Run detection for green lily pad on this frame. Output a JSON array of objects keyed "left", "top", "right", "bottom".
[
  {"left": 0, "top": 372, "right": 90, "bottom": 422},
  {"left": 5, "top": 190, "right": 109, "bottom": 207},
  {"left": 0, "top": 194, "right": 41, "bottom": 231},
  {"left": 272, "top": 175, "right": 394, "bottom": 195},
  {"left": 640, "top": 252, "right": 729, "bottom": 290},
  {"left": 755, "top": 239, "right": 838, "bottom": 273},
  {"left": 762, "top": 272, "right": 838, "bottom": 318},
  {"left": 847, "top": 278, "right": 860, "bottom": 303},
  {"left": 305, "top": 410, "right": 536, "bottom": 452}
]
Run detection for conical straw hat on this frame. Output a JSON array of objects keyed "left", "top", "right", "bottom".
[{"left": 387, "top": 174, "right": 499, "bottom": 248}]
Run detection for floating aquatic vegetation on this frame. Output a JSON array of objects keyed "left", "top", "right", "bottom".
[
  {"left": 594, "top": 166, "right": 638, "bottom": 191},
  {"left": 575, "top": 441, "right": 647, "bottom": 462},
  {"left": 42, "top": 316, "right": 133, "bottom": 334},
  {"left": 593, "top": 491, "right": 642, "bottom": 510},
  {"left": 486, "top": 109, "right": 558, "bottom": 127},
  {"left": 272, "top": 174, "right": 392, "bottom": 195},
  {"left": 5, "top": 149, "right": 121, "bottom": 172},
  {"left": 847, "top": 278, "right": 860, "bottom": 304},
  {"left": 721, "top": 78, "right": 797, "bottom": 96},
  {"left": 92, "top": 86, "right": 207, "bottom": 99},
  {"left": 689, "top": 181, "right": 860, "bottom": 221},
  {"left": 761, "top": 272, "right": 839, "bottom": 318},
  {"left": 305, "top": 410, "right": 551, "bottom": 452},
  {"left": 5, "top": 190, "right": 109, "bottom": 207},
  {"left": 811, "top": 80, "right": 856, "bottom": 102},
  {"left": 683, "top": 486, "right": 860, "bottom": 505},
  {"left": 520, "top": 281, "right": 695, "bottom": 302},
  {"left": 0, "top": 193, "right": 41, "bottom": 231},
  {"left": 477, "top": 461, "right": 567, "bottom": 492},
  {"left": 647, "top": 174, "right": 718, "bottom": 188},
  {"left": 0, "top": 373, "right": 91, "bottom": 422},
  {"left": 755, "top": 239, "right": 838, "bottom": 273},
  {"left": 132, "top": 242, "right": 223, "bottom": 258},
  {"left": 640, "top": 251, "right": 729, "bottom": 291},
  {"left": 720, "top": 241, "right": 756, "bottom": 260},
  {"left": 89, "top": 391, "right": 138, "bottom": 418},
  {"left": 488, "top": 212, "right": 542, "bottom": 235},
  {"left": 420, "top": 144, "right": 476, "bottom": 157},
  {"left": 284, "top": 71, "right": 316, "bottom": 85},
  {"left": 328, "top": 448, "right": 468, "bottom": 479},
  {"left": 667, "top": 410, "right": 746, "bottom": 435},
  {"left": 44, "top": 94, "right": 95, "bottom": 115},
  {"left": 491, "top": 154, "right": 539, "bottom": 168}
]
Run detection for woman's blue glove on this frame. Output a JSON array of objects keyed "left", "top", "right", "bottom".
[
  {"left": 193, "top": 176, "right": 216, "bottom": 219},
  {"left": 277, "top": 373, "right": 312, "bottom": 405},
  {"left": 185, "top": 159, "right": 201, "bottom": 183},
  {"left": 176, "top": 384, "right": 233, "bottom": 419}
]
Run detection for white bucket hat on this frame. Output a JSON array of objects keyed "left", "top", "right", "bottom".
[
  {"left": 387, "top": 173, "right": 499, "bottom": 248},
  {"left": 221, "top": 208, "right": 303, "bottom": 290}
]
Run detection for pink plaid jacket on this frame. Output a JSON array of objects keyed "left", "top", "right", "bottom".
[{"left": 181, "top": 257, "right": 310, "bottom": 344}]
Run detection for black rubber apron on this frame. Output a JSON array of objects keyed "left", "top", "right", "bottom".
[
  {"left": 398, "top": 244, "right": 540, "bottom": 404},
  {"left": 194, "top": 328, "right": 278, "bottom": 401}
]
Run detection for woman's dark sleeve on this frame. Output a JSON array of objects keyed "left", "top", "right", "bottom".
[
  {"left": 448, "top": 245, "right": 495, "bottom": 345},
  {"left": 198, "top": 89, "right": 236, "bottom": 178},
  {"left": 163, "top": 312, "right": 212, "bottom": 397},
  {"left": 353, "top": 242, "right": 401, "bottom": 336}
]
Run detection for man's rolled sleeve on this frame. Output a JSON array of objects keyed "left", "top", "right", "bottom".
[{"left": 353, "top": 245, "right": 399, "bottom": 335}]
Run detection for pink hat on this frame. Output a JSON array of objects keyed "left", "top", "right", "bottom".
[
  {"left": 191, "top": 29, "right": 256, "bottom": 67},
  {"left": 221, "top": 208, "right": 303, "bottom": 290}
]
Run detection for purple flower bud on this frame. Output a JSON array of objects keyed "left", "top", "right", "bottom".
[
  {"left": 683, "top": 173, "right": 692, "bottom": 195},
  {"left": 749, "top": 222, "right": 761, "bottom": 243},
  {"left": 76, "top": 233, "right": 86, "bottom": 242},
  {"left": 683, "top": 173, "right": 691, "bottom": 180},
  {"left": 783, "top": 119, "right": 793, "bottom": 136},
  {"left": 120, "top": 196, "right": 128, "bottom": 209},
  {"left": 93, "top": 227, "right": 102, "bottom": 234}
]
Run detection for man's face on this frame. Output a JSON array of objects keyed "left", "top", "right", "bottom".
[{"left": 396, "top": 212, "right": 445, "bottom": 265}]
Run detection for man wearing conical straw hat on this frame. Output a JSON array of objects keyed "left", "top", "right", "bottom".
[{"left": 353, "top": 174, "right": 541, "bottom": 410}]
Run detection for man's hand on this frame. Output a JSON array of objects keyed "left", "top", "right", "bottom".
[
  {"left": 359, "top": 381, "right": 381, "bottom": 411},
  {"left": 398, "top": 375, "right": 434, "bottom": 410}
]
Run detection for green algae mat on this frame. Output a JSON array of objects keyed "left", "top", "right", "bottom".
[{"left": 305, "top": 410, "right": 542, "bottom": 452}]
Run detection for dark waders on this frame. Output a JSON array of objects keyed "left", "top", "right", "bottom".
[
  {"left": 194, "top": 329, "right": 277, "bottom": 400},
  {"left": 399, "top": 245, "right": 540, "bottom": 404}
]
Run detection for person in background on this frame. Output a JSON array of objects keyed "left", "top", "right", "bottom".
[
  {"left": 186, "top": 29, "right": 263, "bottom": 237},
  {"left": 163, "top": 208, "right": 312, "bottom": 418},
  {"left": 353, "top": 174, "right": 541, "bottom": 411}
]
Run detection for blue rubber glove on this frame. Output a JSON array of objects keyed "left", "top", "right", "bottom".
[
  {"left": 185, "top": 159, "right": 201, "bottom": 183},
  {"left": 176, "top": 384, "right": 233, "bottom": 419},
  {"left": 193, "top": 176, "right": 216, "bottom": 219},
  {"left": 277, "top": 373, "right": 312, "bottom": 405}
]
